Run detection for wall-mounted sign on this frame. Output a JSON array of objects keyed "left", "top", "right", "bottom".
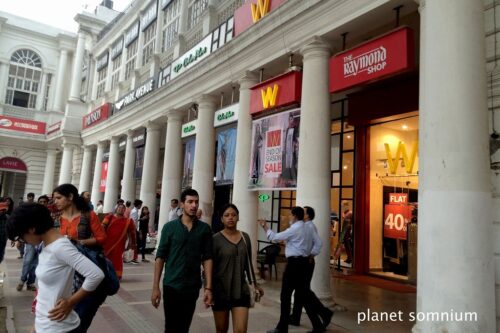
[
  {"left": 124, "top": 21, "right": 140, "bottom": 47},
  {"left": 134, "top": 146, "right": 145, "bottom": 179},
  {"left": 157, "top": 64, "right": 171, "bottom": 89},
  {"left": 161, "top": 0, "right": 173, "bottom": 9},
  {"left": 0, "top": 157, "right": 27, "bottom": 173},
  {"left": 181, "top": 120, "right": 197, "bottom": 138},
  {"left": 384, "top": 141, "right": 418, "bottom": 174},
  {"left": 234, "top": 0, "right": 287, "bottom": 36},
  {"left": 96, "top": 52, "right": 109, "bottom": 71},
  {"left": 384, "top": 204, "right": 411, "bottom": 240},
  {"left": 141, "top": 2, "right": 158, "bottom": 31},
  {"left": 171, "top": 34, "right": 212, "bottom": 80},
  {"left": 214, "top": 103, "right": 239, "bottom": 127},
  {"left": 115, "top": 78, "right": 155, "bottom": 112},
  {"left": 110, "top": 37, "right": 124, "bottom": 60},
  {"left": 132, "top": 128, "right": 146, "bottom": 147},
  {"left": 102, "top": 150, "right": 110, "bottom": 162},
  {"left": 329, "top": 27, "right": 415, "bottom": 93},
  {"left": 250, "top": 70, "right": 302, "bottom": 115},
  {"left": 118, "top": 139, "right": 127, "bottom": 151},
  {"left": 212, "top": 16, "right": 234, "bottom": 53},
  {"left": 46, "top": 121, "right": 61, "bottom": 135},
  {"left": 0, "top": 116, "right": 46, "bottom": 134},
  {"left": 82, "top": 103, "right": 110, "bottom": 129}
]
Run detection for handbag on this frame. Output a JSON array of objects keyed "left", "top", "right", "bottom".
[{"left": 240, "top": 232, "right": 260, "bottom": 307}]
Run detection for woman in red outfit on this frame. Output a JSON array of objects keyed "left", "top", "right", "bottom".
[{"left": 54, "top": 183, "right": 107, "bottom": 333}]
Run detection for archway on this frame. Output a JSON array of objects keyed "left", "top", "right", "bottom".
[{"left": 0, "top": 157, "right": 27, "bottom": 202}]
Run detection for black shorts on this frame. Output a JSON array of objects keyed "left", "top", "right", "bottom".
[{"left": 212, "top": 294, "right": 251, "bottom": 311}]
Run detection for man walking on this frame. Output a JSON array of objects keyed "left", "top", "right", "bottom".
[
  {"left": 259, "top": 207, "right": 324, "bottom": 333},
  {"left": 151, "top": 188, "right": 213, "bottom": 333},
  {"left": 167, "top": 198, "right": 182, "bottom": 222},
  {"left": 129, "top": 199, "right": 142, "bottom": 264}
]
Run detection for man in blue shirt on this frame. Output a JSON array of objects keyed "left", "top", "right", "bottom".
[{"left": 259, "top": 206, "right": 323, "bottom": 333}]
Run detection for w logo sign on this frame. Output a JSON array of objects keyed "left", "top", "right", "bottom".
[
  {"left": 251, "top": 0, "right": 271, "bottom": 23},
  {"left": 384, "top": 141, "right": 418, "bottom": 174},
  {"left": 261, "top": 84, "right": 279, "bottom": 109}
]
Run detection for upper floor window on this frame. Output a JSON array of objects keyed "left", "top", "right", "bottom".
[
  {"left": 162, "top": 0, "right": 180, "bottom": 51},
  {"left": 5, "top": 49, "right": 42, "bottom": 109},
  {"left": 96, "top": 67, "right": 107, "bottom": 99},
  {"left": 188, "top": 0, "right": 208, "bottom": 29},
  {"left": 142, "top": 24, "right": 157, "bottom": 66},
  {"left": 125, "top": 39, "right": 138, "bottom": 80},
  {"left": 111, "top": 56, "right": 122, "bottom": 90}
]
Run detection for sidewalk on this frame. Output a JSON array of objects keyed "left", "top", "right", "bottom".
[{"left": 1, "top": 247, "right": 415, "bottom": 332}]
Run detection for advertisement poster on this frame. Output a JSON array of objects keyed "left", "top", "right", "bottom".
[
  {"left": 182, "top": 138, "right": 196, "bottom": 188},
  {"left": 383, "top": 204, "right": 411, "bottom": 240},
  {"left": 248, "top": 108, "right": 300, "bottom": 190},
  {"left": 216, "top": 128, "right": 237, "bottom": 185},
  {"left": 134, "top": 146, "right": 144, "bottom": 179},
  {"left": 99, "top": 162, "right": 108, "bottom": 193}
]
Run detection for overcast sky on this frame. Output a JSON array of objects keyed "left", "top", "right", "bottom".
[{"left": 0, "top": 0, "right": 132, "bottom": 32}]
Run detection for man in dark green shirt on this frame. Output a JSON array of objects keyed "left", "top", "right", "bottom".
[{"left": 151, "top": 188, "right": 213, "bottom": 333}]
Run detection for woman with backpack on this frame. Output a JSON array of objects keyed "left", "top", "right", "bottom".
[{"left": 54, "top": 183, "right": 107, "bottom": 332}]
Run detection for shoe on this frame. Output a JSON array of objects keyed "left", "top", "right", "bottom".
[
  {"left": 17, "top": 255, "right": 23, "bottom": 259},
  {"left": 16, "top": 282, "right": 24, "bottom": 291},
  {"left": 27, "top": 284, "right": 37, "bottom": 291},
  {"left": 141, "top": 259, "right": 150, "bottom": 263},
  {"left": 321, "top": 309, "right": 334, "bottom": 330},
  {"left": 288, "top": 317, "right": 300, "bottom": 326},
  {"left": 130, "top": 260, "right": 139, "bottom": 264},
  {"left": 266, "top": 329, "right": 285, "bottom": 333}
]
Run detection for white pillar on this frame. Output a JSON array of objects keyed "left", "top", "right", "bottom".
[
  {"left": 296, "top": 37, "right": 331, "bottom": 298},
  {"left": 42, "top": 149, "right": 57, "bottom": 195},
  {"left": 179, "top": 0, "right": 189, "bottom": 34},
  {"left": 69, "top": 31, "right": 87, "bottom": 101},
  {"left": 91, "top": 141, "right": 106, "bottom": 205},
  {"left": 233, "top": 72, "right": 259, "bottom": 262},
  {"left": 192, "top": 95, "right": 217, "bottom": 223},
  {"left": 53, "top": 49, "right": 68, "bottom": 112},
  {"left": 71, "top": 146, "right": 82, "bottom": 187},
  {"left": 36, "top": 73, "right": 48, "bottom": 110},
  {"left": 122, "top": 130, "right": 137, "bottom": 203},
  {"left": 157, "top": 112, "right": 183, "bottom": 240},
  {"left": 58, "top": 143, "right": 75, "bottom": 185},
  {"left": 414, "top": 1, "right": 495, "bottom": 332},
  {"left": 139, "top": 122, "right": 162, "bottom": 227},
  {"left": 155, "top": 9, "right": 164, "bottom": 54},
  {"left": 0, "top": 61, "right": 8, "bottom": 103},
  {"left": 103, "top": 137, "right": 121, "bottom": 213},
  {"left": 79, "top": 146, "right": 94, "bottom": 192}
]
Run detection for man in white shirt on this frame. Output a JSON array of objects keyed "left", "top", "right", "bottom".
[
  {"left": 168, "top": 199, "right": 182, "bottom": 222},
  {"left": 129, "top": 199, "right": 142, "bottom": 264},
  {"left": 259, "top": 207, "right": 323, "bottom": 333}
]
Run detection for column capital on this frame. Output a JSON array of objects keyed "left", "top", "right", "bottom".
[
  {"left": 97, "top": 140, "right": 108, "bottom": 149},
  {"left": 146, "top": 121, "right": 162, "bottom": 132},
  {"left": 166, "top": 110, "right": 183, "bottom": 122},
  {"left": 126, "top": 129, "right": 135, "bottom": 137},
  {"left": 196, "top": 94, "right": 218, "bottom": 109},
  {"left": 238, "top": 71, "right": 259, "bottom": 90},
  {"left": 82, "top": 145, "right": 95, "bottom": 152},
  {"left": 110, "top": 136, "right": 120, "bottom": 144},
  {"left": 300, "top": 36, "right": 331, "bottom": 60}
]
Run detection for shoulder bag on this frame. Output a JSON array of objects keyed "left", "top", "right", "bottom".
[{"left": 240, "top": 232, "right": 260, "bottom": 307}]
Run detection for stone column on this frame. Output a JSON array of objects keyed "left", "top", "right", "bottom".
[
  {"left": 122, "top": 130, "right": 137, "bottom": 203},
  {"left": 414, "top": 1, "right": 495, "bottom": 332},
  {"left": 103, "top": 137, "right": 121, "bottom": 213},
  {"left": 296, "top": 37, "right": 331, "bottom": 298},
  {"left": 79, "top": 146, "right": 94, "bottom": 193},
  {"left": 139, "top": 122, "right": 162, "bottom": 228},
  {"left": 42, "top": 149, "right": 58, "bottom": 195},
  {"left": 179, "top": 0, "right": 189, "bottom": 34},
  {"left": 192, "top": 95, "right": 217, "bottom": 223},
  {"left": 53, "top": 49, "right": 68, "bottom": 112},
  {"left": 36, "top": 73, "right": 48, "bottom": 110},
  {"left": 232, "top": 72, "right": 259, "bottom": 262},
  {"left": 91, "top": 141, "right": 106, "bottom": 205},
  {"left": 157, "top": 112, "right": 183, "bottom": 242},
  {"left": 69, "top": 31, "right": 87, "bottom": 101},
  {"left": 58, "top": 142, "right": 75, "bottom": 185},
  {"left": 155, "top": 8, "right": 164, "bottom": 54},
  {"left": 0, "top": 61, "right": 9, "bottom": 103}
]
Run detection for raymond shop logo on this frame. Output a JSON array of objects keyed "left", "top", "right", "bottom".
[{"left": 343, "top": 46, "right": 387, "bottom": 77}]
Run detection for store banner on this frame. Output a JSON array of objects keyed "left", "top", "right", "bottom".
[
  {"left": 248, "top": 108, "right": 300, "bottom": 190},
  {"left": 216, "top": 128, "right": 237, "bottom": 185},
  {"left": 383, "top": 204, "right": 411, "bottom": 240},
  {"left": 181, "top": 120, "right": 197, "bottom": 138},
  {"left": 389, "top": 193, "right": 408, "bottom": 205},
  {"left": 100, "top": 162, "right": 108, "bottom": 193},
  {"left": 214, "top": 103, "right": 239, "bottom": 127},
  {"left": 234, "top": 0, "right": 287, "bottom": 36},
  {"left": 249, "top": 71, "right": 302, "bottom": 115},
  {"left": 0, "top": 116, "right": 46, "bottom": 134},
  {"left": 182, "top": 138, "right": 196, "bottom": 188},
  {"left": 0, "top": 157, "right": 27, "bottom": 173},
  {"left": 82, "top": 103, "right": 110, "bottom": 129},
  {"left": 329, "top": 27, "right": 414, "bottom": 93},
  {"left": 46, "top": 121, "right": 61, "bottom": 135},
  {"left": 134, "top": 146, "right": 145, "bottom": 179}
]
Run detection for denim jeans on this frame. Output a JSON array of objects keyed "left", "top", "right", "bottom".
[{"left": 20, "top": 244, "right": 38, "bottom": 285}]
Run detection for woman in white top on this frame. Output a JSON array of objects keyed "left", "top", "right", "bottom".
[{"left": 6, "top": 203, "right": 104, "bottom": 333}]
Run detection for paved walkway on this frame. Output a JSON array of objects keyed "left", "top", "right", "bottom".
[{"left": 0, "top": 247, "right": 416, "bottom": 332}]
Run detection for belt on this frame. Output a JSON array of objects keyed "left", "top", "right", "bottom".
[{"left": 287, "top": 256, "right": 308, "bottom": 260}]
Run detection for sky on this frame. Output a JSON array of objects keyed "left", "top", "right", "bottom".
[{"left": 0, "top": 0, "right": 132, "bottom": 32}]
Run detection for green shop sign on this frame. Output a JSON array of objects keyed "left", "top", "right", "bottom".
[
  {"left": 171, "top": 34, "right": 212, "bottom": 80},
  {"left": 214, "top": 103, "right": 239, "bottom": 127},
  {"left": 181, "top": 120, "right": 197, "bottom": 138}
]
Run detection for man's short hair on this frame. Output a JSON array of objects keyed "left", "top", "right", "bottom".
[
  {"left": 37, "top": 195, "right": 49, "bottom": 203},
  {"left": 304, "top": 206, "right": 315, "bottom": 220},
  {"left": 125, "top": 201, "right": 131, "bottom": 207},
  {"left": 133, "top": 199, "right": 143, "bottom": 207},
  {"left": 291, "top": 206, "right": 304, "bottom": 220},
  {"left": 27, "top": 193, "right": 35, "bottom": 199},
  {"left": 180, "top": 188, "right": 199, "bottom": 203},
  {"left": 117, "top": 199, "right": 124, "bottom": 204},
  {"left": 171, "top": 199, "right": 179, "bottom": 204}
]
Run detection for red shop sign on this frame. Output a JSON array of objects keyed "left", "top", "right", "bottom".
[
  {"left": 329, "top": 27, "right": 414, "bottom": 93},
  {"left": 0, "top": 157, "right": 27, "bottom": 173},
  {"left": 389, "top": 193, "right": 408, "bottom": 205},
  {"left": 0, "top": 116, "right": 46, "bottom": 134},
  {"left": 383, "top": 204, "right": 412, "bottom": 240},
  {"left": 99, "top": 161, "right": 108, "bottom": 193},
  {"left": 250, "top": 71, "right": 302, "bottom": 115},
  {"left": 82, "top": 103, "right": 110, "bottom": 129},
  {"left": 234, "top": 0, "right": 287, "bottom": 37}
]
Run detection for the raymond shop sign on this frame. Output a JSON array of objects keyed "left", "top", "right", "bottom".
[
  {"left": 250, "top": 70, "right": 302, "bottom": 115},
  {"left": 214, "top": 104, "right": 239, "bottom": 127},
  {"left": 234, "top": 0, "right": 287, "bottom": 36},
  {"left": 330, "top": 27, "right": 414, "bottom": 93},
  {"left": 171, "top": 34, "right": 212, "bottom": 80},
  {"left": 82, "top": 103, "right": 111, "bottom": 129},
  {"left": 0, "top": 116, "right": 46, "bottom": 134},
  {"left": 115, "top": 78, "right": 155, "bottom": 112}
]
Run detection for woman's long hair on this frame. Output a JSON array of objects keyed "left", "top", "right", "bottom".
[{"left": 52, "top": 184, "right": 90, "bottom": 212}]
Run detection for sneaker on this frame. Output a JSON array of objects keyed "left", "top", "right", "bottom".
[
  {"left": 27, "top": 284, "right": 37, "bottom": 292},
  {"left": 130, "top": 259, "right": 139, "bottom": 264},
  {"left": 17, "top": 255, "right": 23, "bottom": 259},
  {"left": 16, "top": 282, "right": 24, "bottom": 291},
  {"left": 141, "top": 259, "right": 150, "bottom": 263}
]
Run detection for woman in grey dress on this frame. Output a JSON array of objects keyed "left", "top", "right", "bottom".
[{"left": 212, "top": 204, "right": 263, "bottom": 333}]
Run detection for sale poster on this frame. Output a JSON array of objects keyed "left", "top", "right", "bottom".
[{"left": 383, "top": 204, "right": 412, "bottom": 240}]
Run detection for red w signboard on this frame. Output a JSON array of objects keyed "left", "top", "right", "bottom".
[
  {"left": 329, "top": 27, "right": 414, "bottom": 93},
  {"left": 234, "top": 0, "right": 287, "bottom": 37}
]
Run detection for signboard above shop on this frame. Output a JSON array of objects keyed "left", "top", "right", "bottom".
[
  {"left": 329, "top": 27, "right": 415, "bottom": 93},
  {"left": 132, "top": 128, "right": 146, "bottom": 147},
  {"left": 234, "top": 0, "right": 287, "bottom": 36},
  {"left": 249, "top": 70, "right": 302, "bottom": 115},
  {"left": 124, "top": 21, "right": 140, "bottom": 47},
  {"left": 171, "top": 34, "right": 212, "bottom": 80},
  {"left": 141, "top": 2, "right": 158, "bottom": 31},
  {"left": 82, "top": 103, "right": 111, "bottom": 129},
  {"left": 181, "top": 120, "right": 197, "bottom": 138},
  {"left": 214, "top": 103, "right": 239, "bottom": 127},
  {"left": 96, "top": 52, "right": 109, "bottom": 71},
  {"left": 0, "top": 157, "right": 27, "bottom": 173},
  {"left": 115, "top": 78, "right": 155, "bottom": 112},
  {"left": 0, "top": 116, "right": 46, "bottom": 135}
]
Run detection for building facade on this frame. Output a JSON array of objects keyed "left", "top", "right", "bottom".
[{"left": 0, "top": 0, "right": 499, "bottom": 331}]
